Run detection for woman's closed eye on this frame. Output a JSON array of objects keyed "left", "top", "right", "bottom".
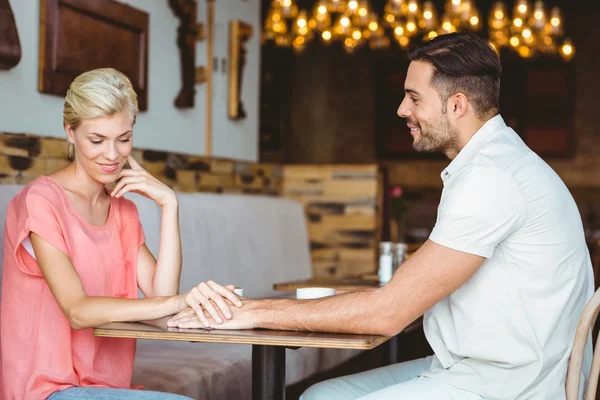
[{"left": 90, "top": 138, "right": 131, "bottom": 145}]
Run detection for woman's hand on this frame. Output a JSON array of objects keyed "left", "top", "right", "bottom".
[
  {"left": 168, "top": 299, "right": 255, "bottom": 330},
  {"left": 174, "top": 281, "right": 243, "bottom": 328},
  {"left": 112, "top": 155, "right": 177, "bottom": 207}
]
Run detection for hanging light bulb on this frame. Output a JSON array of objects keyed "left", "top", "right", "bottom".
[
  {"left": 538, "top": 35, "right": 556, "bottom": 54},
  {"left": 518, "top": 45, "right": 533, "bottom": 58},
  {"left": 296, "top": 10, "right": 308, "bottom": 29},
  {"left": 334, "top": 14, "right": 352, "bottom": 37},
  {"left": 448, "top": 0, "right": 462, "bottom": 16},
  {"left": 521, "top": 27, "right": 535, "bottom": 46},
  {"left": 344, "top": 37, "right": 358, "bottom": 54},
  {"left": 440, "top": 13, "right": 456, "bottom": 34},
  {"left": 292, "top": 35, "right": 306, "bottom": 53},
  {"left": 368, "top": 12, "right": 379, "bottom": 32},
  {"left": 397, "top": 35, "right": 410, "bottom": 48},
  {"left": 469, "top": 10, "right": 481, "bottom": 30},
  {"left": 420, "top": 1, "right": 438, "bottom": 31},
  {"left": 352, "top": 0, "right": 370, "bottom": 27},
  {"left": 548, "top": 7, "right": 563, "bottom": 36},
  {"left": 530, "top": 1, "right": 546, "bottom": 30},
  {"left": 489, "top": 2, "right": 507, "bottom": 30},
  {"left": 407, "top": 0, "right": 418, "bottom": 16},
  {"left": 514, "top": 0, "right": 529, "bottom": 19},
  {"left": 405, "top": 17, "right": 418, "bottom": 36},
  {"left": 316, "top": 1, "right": 328, "bottom": 16},
  {"left": 560, "top": 38, "right": 575, "bottom": 61}
]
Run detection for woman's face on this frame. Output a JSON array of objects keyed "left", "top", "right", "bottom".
[{"left": 66, "top": 111, "right": 134, "bottom": 186}]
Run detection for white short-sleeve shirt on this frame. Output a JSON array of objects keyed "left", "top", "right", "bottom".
[{"left": 422, "top": 115, "right": 593, "bottom": 399}]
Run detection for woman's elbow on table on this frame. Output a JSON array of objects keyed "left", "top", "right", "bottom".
[{"left": 64, "top": 298, "right": 104, "bottom": 330}]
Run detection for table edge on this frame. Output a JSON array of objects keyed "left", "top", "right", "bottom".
[{"left": 93, "top": 328, "right": 390, "bottom": 350}]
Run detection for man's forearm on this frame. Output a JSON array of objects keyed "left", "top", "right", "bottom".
[{"left": 251, "top": 290, "right": 403, "bottom": 336}]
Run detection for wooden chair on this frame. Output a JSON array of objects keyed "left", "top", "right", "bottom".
[{"left": 566, "top": 287, "right": 600, "bottom": 400}]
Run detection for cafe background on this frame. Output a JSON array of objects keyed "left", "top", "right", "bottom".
[
  {"left": 260, "top": 0, "right": 600, "bottom": 258},
  {"left": 1, "top": 0, "right": 600, "bottom": 397}
]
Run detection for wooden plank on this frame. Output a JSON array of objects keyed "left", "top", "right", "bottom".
[
  {"left": 321, "top": 215, "right": 377, "bottom": 231},
  {"left": 284, "top": 165, "right": 377, "bottom": 180},
  {"left": 40, "top": 138, "right": 68, "bottom": 159},
  {"left": 283, "top": 180, "right": 325, "bottom": 196},
  {"left": 94, "top": 322, "right": 390, "bottom": 350},
  {"left": 323, "top": 180, "right": 378, "bottom": 198},
  {"left": 209, "top": 158, "right": 235, "bottom": 174},
  {"left": 339, "top": 248, "right": 374, "bottom": 264},
  {"left": 345, "top": 205, "right": 376, "bottom": 216}
]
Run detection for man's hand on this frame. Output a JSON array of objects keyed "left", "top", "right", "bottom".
[{"left": 168, "top": 299, "right": 255, "bottom": 330}]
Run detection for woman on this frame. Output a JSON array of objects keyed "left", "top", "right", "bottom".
[{"left": 0, "top": 68, "right": 241, "bottom": 399}]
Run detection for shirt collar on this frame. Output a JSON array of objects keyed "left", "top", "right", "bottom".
[{"left": 440, "top": 114, "right": 506, "bottom": 183}]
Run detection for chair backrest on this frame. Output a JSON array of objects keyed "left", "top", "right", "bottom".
[
  {"left": 130, "top": 191, "right": 312, "bottom": 298},
  {"left": 566, "top": 287, "right": 600, "bottom": 400}
]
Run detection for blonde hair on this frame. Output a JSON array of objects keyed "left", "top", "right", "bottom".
[{"left": 63, "top": 68, "right": 139, "bottom": 130}]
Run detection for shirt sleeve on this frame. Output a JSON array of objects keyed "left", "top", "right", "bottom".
[
  {"left": 9, "top": 184, "right": 69, "bottom": 276},
  {"left": 429, "top": 165, "right": 527, "bottom": 259}
]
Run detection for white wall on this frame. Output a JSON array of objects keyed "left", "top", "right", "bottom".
[{"left": 0, "top": 0, "right": 260, "bottom": 161}]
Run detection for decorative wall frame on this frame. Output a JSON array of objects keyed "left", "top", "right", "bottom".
[
  {"left": 38, "top": 0, "right": 149, "bottom": 110},
  {"left": 168, "top": 0, "right": 198, "bottom": 109},
  {"left": 228, "top": 19, "right": 253, "bottom": 120},
  {"left": 0, "top": 0, "right": 21, "bottom": 70}
]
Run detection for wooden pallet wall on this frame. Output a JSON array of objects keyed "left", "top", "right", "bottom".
[
  {"left": 283, "top": 164, "right": 383, "bottom": 278},
  {"left": 0, "top": 132, "right": 283, "bottom": 195}
]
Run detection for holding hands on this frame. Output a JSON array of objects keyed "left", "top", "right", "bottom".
[
  {"left": 168, "top": 296, "right": 255, "bottom": 330},
  {"left": 174, "top": 281, "right": 244, "bottom": 328}
]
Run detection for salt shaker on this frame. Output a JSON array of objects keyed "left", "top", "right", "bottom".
[
  {"left": 378, "top": 242, "right": 394, "bottom": 285},
  {"left": 393, "top": 242, "right": 407, "bottom": 272}
]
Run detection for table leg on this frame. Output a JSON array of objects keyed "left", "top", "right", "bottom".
[
  {"left": 383, "top": 334, "right": 399, "bottom": 365},
  {"left": 252, "top": 345, "right": 286, "bottom": 400}
]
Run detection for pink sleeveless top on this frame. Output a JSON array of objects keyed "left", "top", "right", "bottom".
[{"left": 0, "top": 176, "right": 145, "bottom": 400}]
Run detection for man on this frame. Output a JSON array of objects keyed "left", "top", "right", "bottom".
[{"left": 169, "top": 32, "right": 593, "bottom": 399}]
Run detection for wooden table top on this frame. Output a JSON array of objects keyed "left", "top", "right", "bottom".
[
  {"left": 94, "top": 320, "right": 390, "bottom": 350},
  {"left": 273, "top": 278, "right": 381, "bottom": 292}
]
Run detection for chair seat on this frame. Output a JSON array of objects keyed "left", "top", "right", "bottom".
[{"left": 133, "top": 339, "right": 361, "bottom": 399}]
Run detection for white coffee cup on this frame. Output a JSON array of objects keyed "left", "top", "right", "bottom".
[
  {"left": 296, "top": 287, "right": 336, "bottom": 299},
  {"left": 233, "top": 287, "right": 244, "bottom": 297}
]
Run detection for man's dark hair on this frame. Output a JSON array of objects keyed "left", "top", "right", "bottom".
[{"left": 408, "top": 32, "right": 502, "bottom": 119}]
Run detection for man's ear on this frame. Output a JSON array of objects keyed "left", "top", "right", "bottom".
[{"left": 450, "top": 93, "right": 469, "bottom": 118}]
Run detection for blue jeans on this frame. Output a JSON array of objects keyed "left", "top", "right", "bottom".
[{"left": 47, "top": 387, "right": 193, "bottom": 400}]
